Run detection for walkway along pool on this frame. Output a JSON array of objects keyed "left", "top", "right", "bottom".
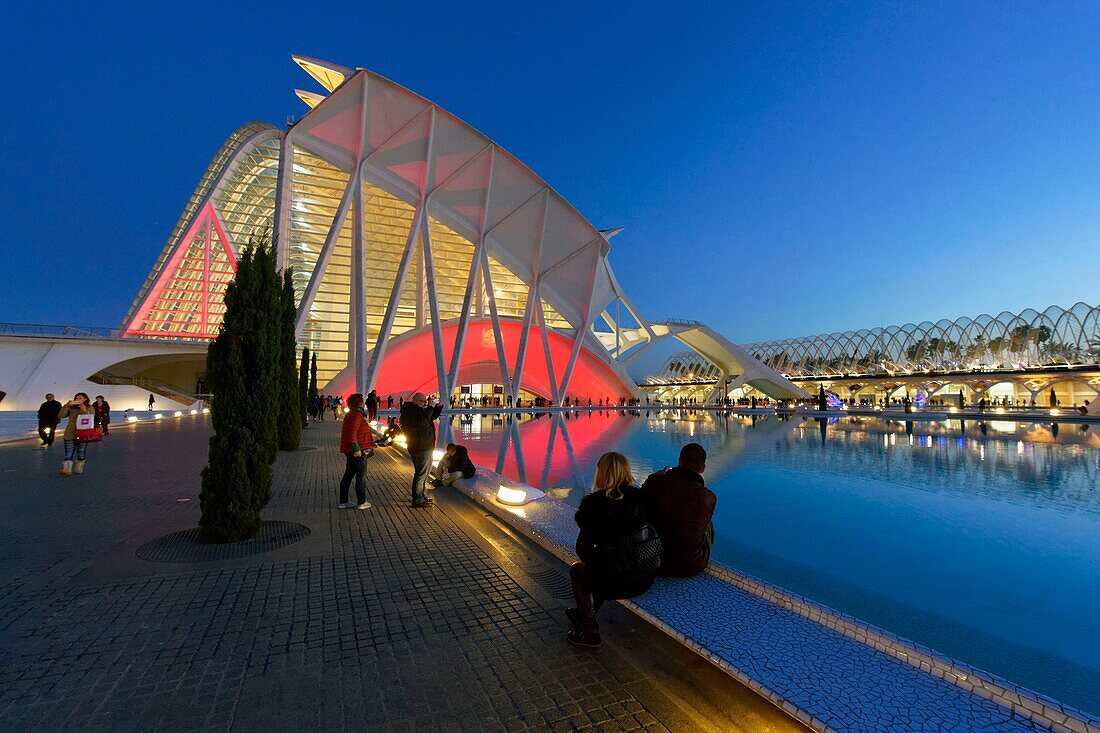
[{"left": 442, "top": 410, "right": 1100, "bottom": 717}]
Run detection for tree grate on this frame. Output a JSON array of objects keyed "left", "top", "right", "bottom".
[
  {"left": 527, "top": 565, "right": 574, "bottom": 600},
  {"left": 135, "top": 521, "right": 311, "bottom": 563}
]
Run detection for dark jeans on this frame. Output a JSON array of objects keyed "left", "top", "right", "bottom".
[
  {"left": 410, "top": 449, "right": 432, "bottom": 504},
  {"left": 63, "top": 439, "right": 87, "bottom": 462},
  {"left": 38, "top": 422, "right": 57, "bottom": 446},
  {"left": 570, "top": 560, "right": 654, "bottom": 632},
  {"left": 339, "top": 453, "right": 366, "bottom": 504}
]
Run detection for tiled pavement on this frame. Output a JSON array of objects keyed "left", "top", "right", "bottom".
[{"left": 0, "top": 417, "right": 800, "bottom": 732}]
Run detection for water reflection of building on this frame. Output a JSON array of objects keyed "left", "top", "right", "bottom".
[
  {"left": 448, "top": 409, "right": 802, "bottom": 503},
  {"left": 448, "top": 411, "right": 1100, "bottom": 515},
  {"left": 784, "top": 417, "right": 1100, "bottom": 514}
]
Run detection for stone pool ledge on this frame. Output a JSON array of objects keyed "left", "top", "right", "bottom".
[{"left": 451, "top": 469, "right": 1100, "bottom": 733}]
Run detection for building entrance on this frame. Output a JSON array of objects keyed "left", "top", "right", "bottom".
[{"left": 451, "top": 384, "right": 541, "bottom": 408}]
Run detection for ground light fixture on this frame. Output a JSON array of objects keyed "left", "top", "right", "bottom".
[
  {"left": 432, "top": 449, "right": 445, "bottom": 466},
  {"left": 495, "top": 484, "right": 546, "bottom": 506},
  {"left": 174, "top": 411, "right": 183, "bottom": 417},
  {"left": 190, "top": 409, "right": 198, "bottom": 415},
  {"left": 126, "top": 416, "right": 138, "bottom": 423},
  {"left": 154, "top": 413, "right": 163, "bottom": 420},
  {"left": 394, "top": 435, "right": 408, "bottom": 447},
  {"left": 202, "top": 408, "right": 210, "bottom": 414}
]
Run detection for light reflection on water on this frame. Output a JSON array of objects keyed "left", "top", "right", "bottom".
[{"left": 443, "top": 410, "right": 1100, "bottom": 715}]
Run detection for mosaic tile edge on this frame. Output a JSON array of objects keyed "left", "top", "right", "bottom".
[{"left": 452, "top": 469, "right": 1100, "bottom": 733}]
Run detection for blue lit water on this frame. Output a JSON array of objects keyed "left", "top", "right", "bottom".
[{"left": 446, "top": 410, "right": 1100, "bottom": 715}]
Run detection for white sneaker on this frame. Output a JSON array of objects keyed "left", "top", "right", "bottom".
[
  {"left": 337, "top": 502, "right": 355, "bottom": 509},
  {"left": 357, "top": 501, "right": 371, "bottom": 509}
]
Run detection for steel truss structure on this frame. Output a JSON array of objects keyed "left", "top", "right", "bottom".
[
  {"left": 121, "top": 56, "right": 806, "bottom": 403},
  {"left": 742, "top": 303, "right": 1100, "bottom": 379}
]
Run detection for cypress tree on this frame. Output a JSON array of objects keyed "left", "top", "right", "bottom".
[
  {"left": 277, "top": 269, "right": 302, "bottom": 450},
  {"left": 309, "top": 352, "right": 318, "bottom": 400},
  {"left": 198, "top": 240, "right": 280, "bottom": 543},
  {"left": 251, "top": 244, "right": 281, "bottom": 464},
  {"left": 298, "top": 346, "right": 310, "bottom": 428}
]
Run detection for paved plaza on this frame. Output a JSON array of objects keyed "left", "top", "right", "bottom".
[{"left": 0, "top": 417, "right": 801, "bottom": 732}]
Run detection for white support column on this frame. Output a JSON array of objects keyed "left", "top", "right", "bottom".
[
  {"left": 272, "top": 132, "right": 294, "bottom": 272},
  {"left": 420, "top": 218, "right": 448, "bottom": 398},
  {"left": 293, "top": 168, "right": 359, "bottom": 335},
  {"left": 615, "top": 299, "right": 621, "bottom": 357},
  {"left": 363, "top": 205, "right": 425, "bottom": 390},
  {"left": 480, "top": 246, "right": 512, "bottom": 398},
  {"left": 508, "top": 190, "right": 550, "bottom": 403},
  {"left": 553, "top": 242, "right": 602, "bottom": 399},
  {"left": 351, "top": 173, "right": 368, "bottom": 392},
  {"left": 446, "top": 242, "right": 482, "bottom": 392},
  {"left": 536, "top": 301, "right": 560, "bottom": 404},
  {"left": 444, "top": 150, "right": 495, "bottom": 395}
]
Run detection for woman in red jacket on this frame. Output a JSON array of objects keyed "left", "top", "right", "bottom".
[{"left": 338, "top": 393, "right": 376, "bottom": 509}]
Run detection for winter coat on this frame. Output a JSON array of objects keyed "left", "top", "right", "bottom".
[
  {"left": 641, "top": 467, "right": 717, "bottom": 577},
  {"left": 59, "top": 404, "right": 93, "bottom": 440},
  {"left": 574, "top": 485, "right": 656, "bottom": 600},
  {"left": 399, "top": 402, "right": 442, "bottom": 452},
  {"left": 339, "top": 409, "right": 376, "bottom": 454},
  {"left": 38, "top": 400, "right": 62, "bottom": 425}
]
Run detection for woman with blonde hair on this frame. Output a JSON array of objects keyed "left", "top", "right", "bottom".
[{"left": 567, "top": 451, "right": 661, "bottom": 649}]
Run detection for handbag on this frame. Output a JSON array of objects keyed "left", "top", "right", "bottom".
[{"left": 75, "top": 412, "right": 104, "bottom": 443}]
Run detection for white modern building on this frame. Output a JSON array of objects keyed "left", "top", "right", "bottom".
[{"left": 0, "top": 56, "right": 805, "bottom": 412}]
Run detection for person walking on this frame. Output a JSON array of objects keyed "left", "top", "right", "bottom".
[
  {"left": 148, "top": 393, "right": 156, "bottom": 412},
  {"left": 337, "top": 393, "right": 375, "bottom": 509},
  {"left": 93, "top": 395, "right": 111, "bottom": 436},
  {"left": 400, "top": 392, "right": 443, "bottom": 507},
  {"left": 641, "top": 443, "right": 717, "bottom": 577},
  {"left": 366, "top": 390, "right": 378, "bottom": 421},
  {"left": 58, "top": 393, "right": 93, "bottom": 476},
  {"left": 36, "top": 393, "right": 62, "bottom": 449},
  {"left": 567, "top": 452, "right": 660, "bottom": 649}
]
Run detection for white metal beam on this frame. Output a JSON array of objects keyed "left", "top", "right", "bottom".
[
  {"left": 479, "top": 245, "right": 513, "bottom": 398},
  {"left": 293, "top": 167, "right": 359, "bottom": 335},
  {"left": 363, "top": 204, "right": 425, "bottom": 390}
]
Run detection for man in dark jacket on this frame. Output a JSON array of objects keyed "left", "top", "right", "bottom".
[
  {"left": 641, "top": 443, "right": 717, "bottom": 577},
  {"left": 37, "top": 393, "right": 63, "bottom": 449},
  {"left": 400, "top": 391, "right": 443, "bottom": 507}
]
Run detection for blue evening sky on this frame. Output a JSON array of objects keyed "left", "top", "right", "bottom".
[{"left": 1, "top": 2, "right": 1098, "bottom": 343}]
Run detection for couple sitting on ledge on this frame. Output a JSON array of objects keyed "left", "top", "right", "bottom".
[{"left": 567, "top": 443, "right": 716, "bottom": 649}]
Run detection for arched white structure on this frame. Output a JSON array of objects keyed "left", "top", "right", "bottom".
[{"left": 97, "top": 56, "right": 804, "bottom": 405}]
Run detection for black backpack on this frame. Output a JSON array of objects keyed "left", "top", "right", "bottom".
[{"left": 604, "top": 490, "right": 663, "bottom": 578}]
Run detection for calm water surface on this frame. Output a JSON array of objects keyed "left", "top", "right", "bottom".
[{"left": 443, "top": 410, "right": 1100, "bottom": 715}]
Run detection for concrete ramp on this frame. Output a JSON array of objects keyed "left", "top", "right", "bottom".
[{"left": 658, "top": 320, "right": 810, "bottom": 400}]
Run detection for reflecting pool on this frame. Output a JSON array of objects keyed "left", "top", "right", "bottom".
[{"left": 443, "top": 410, "right": 1100, "bottom": 715}]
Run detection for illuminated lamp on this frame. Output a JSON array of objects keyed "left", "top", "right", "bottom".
[
  {"left": 949, "top": 407, "right": 959, "bottom": 414},
  {"left": 202, "top": 408, "right": 210, "bottom": 414},
  {"left": 394, "top": 434, "right": 408, "bottom": 447},
  {"left": 174, "top": 411, "right": 183, "bottom": 417},
  {"left": 432, "top": 449, "right": 445, "bottom": 466},
  {"left": 1050, "top": 408, "right": 1061, "bottom": 416},
  {"left": 190, "top": 409, "right": 198, "bottom": 415},
  {"left": 126, "top": 416, "right": 138, "bottom": 423},
  {"left": 496, "top": 484, "right": 545, "bottom": 506},
  {"left": 995, "top": 407, "right": 1006, "bottom": 415},
  {"left": 154, "top": 413, "right": 163, "bottom": 420}
]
